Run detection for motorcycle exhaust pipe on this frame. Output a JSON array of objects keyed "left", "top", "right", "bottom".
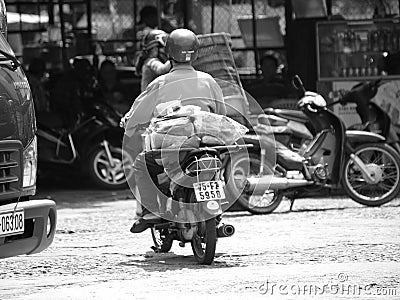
[
  {"left": 217, "top": 224, "right": 235, "bottom": 238},
  {"left": 246, "top": 175, "right": 312, "bottom": 195}
]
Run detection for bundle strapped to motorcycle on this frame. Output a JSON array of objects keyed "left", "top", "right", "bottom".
[{"left": 146, "top": 144, "right": 253, "bottom": 154}]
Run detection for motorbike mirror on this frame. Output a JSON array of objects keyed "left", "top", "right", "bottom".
[{"left": 292, "top": 75, "right": 306, "bottom": 96}]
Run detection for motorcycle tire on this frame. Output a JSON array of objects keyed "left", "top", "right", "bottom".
[
  {"left": 225, "top": 152, "right": 283, "bottom": 214},
  {"left": 151, "top": 228, "right": 173, "bottom": 253},
  {"left": 191, "top": 217, "right": 217, "bottom": 265},
  {"left": 87, "top": 143, "right": 134, "bottom": 190},
  {"left": 342, "top": 143, "right": 400, "bottom": 206}
]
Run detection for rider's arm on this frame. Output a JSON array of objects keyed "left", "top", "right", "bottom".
[
  {"left": 147, "top": 58, "right": 171, "bottom": 76},
  {"left": 121, "top": 80, "right": 159, "bottom": 134}
]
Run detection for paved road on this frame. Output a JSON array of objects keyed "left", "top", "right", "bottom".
[{"left": 1, "top": 185, "right": 399, "bottom": 300}]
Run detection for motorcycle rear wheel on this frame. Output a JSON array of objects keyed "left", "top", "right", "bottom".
[
  {"left": 191, "top": 218, "right": 217, "bottom": 265},
  {"left": 151, "top": 228, "right": 173, "bottom": 253},
  {"left": 225, "top": 152, "right": 283, "bottom": 214},
  {"left": 343, "top": 143, "right": 400, "bottom": 206}
]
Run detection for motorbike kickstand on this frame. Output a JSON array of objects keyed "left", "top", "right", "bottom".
[{"left": 289, "top": 198, "right": 296, "bottom": 211}]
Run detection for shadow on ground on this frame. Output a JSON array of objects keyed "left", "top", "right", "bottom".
[{"left": 119, "top": 251, "right": 236, "bottom": 272}]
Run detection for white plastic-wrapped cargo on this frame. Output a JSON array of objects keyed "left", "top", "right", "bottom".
[{"left": 145, "top": 108, "right": 248, "bottom": 150}]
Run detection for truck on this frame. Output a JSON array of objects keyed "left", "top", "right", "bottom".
[{"left": 0, "top": 0, "right": 56, "bottom": 259}]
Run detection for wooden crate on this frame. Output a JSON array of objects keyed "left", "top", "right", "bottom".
[{"left": 193, "top": 33, "right": 250, "bottom": 119}]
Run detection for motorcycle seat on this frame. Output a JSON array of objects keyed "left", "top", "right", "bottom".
[
  {"left": 258, "top": 114, "right": 288, "bottom": 126},
  {"left": 264, "top": 108, "right": 308, "bottom": 124},
  {"left": 259, "top": 135, "right": 304, "bottom": 171},
  {"left": 254, "top": 123, "right": 293, "bottom": 136}
]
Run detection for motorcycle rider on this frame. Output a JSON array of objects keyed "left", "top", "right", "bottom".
[
  {"left": 135, "top": 29, "right": 171, "bottom": 91},
  {"left": 122, "top": 28, "right": 226, "bottom": 233}
]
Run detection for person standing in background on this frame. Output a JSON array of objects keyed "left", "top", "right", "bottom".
[
  {"left": 95, "top": 59, "right": 129, "bottom": 114},
  {"left": 52, "top": 58, "right": 95, "bottom": 128},
  {"left": 136, "top": 6, "right": 159, "bottom": 42},
  {"left": 135, "top": 29, "right": 171, "bottom": 92}
]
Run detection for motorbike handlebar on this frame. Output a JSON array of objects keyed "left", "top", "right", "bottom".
[
  {"left": 292, "top": 75, "right": 306, "bottom": 97},
  {"left": 325, "top": 100, "right": 342, "bottom": 109},
  {"left": 338, "top": 78, "right": 383, "bottom": 105},
  {"left": 305, "top": 103, "right": 319, "bottom": 113}
]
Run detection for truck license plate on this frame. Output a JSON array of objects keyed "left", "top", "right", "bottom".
[
  {"left": 0, "top": 210, "right": 24, "bottom": 237},
  {"left": 193, "top": 181, "right": 225, "bottom": 201}
]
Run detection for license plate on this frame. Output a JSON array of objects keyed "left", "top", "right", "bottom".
[
  {"left": 193, "top": 180, "right": 226, "bottom": 202},
  {"left": 0, "top": 210, "right": 24, "bottom": 237}
]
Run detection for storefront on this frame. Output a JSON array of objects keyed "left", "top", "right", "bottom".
[
  {"left": 314, "top": 0, "right": 400, "bottom": 128},
  {"left": 6, "top": 0, "right": 92, "bottom": 70},
  {"left": 5, "top": 0, "right": 400, "bottom": 125}
]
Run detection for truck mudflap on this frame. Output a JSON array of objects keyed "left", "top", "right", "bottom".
[{"left": 0, "top": 199, "right": 57, "bottom": 259}]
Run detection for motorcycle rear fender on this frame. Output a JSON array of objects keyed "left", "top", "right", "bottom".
[
  {"left": 243, "top": 133, "right": 260, "bottom": 144},
  {"left": 199, "top": 200, "right": 222, "bottom": 216},
  {"left": 242, "top": 134, "right": 261, "bottom": 152},
  {"left": 346, "top": 130, "right": 386, "bottom": 144}
]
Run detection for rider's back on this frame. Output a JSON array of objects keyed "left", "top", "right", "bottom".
[{"left": 147, "top": 64, "right": 226, "bottom": 116}]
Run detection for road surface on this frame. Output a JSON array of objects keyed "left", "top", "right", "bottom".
[{"left": 1, "top": 186, "right": 399, "bottom": 300}]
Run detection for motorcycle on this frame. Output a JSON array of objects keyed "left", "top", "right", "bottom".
[
  {"left": 145, "top": 142, "right": 250, "bottom": 265},
  {"left": 262, "top": 107, "right": 314, "bottom": 151},
  {"left": 37, "top": 101, "right": 134, "bottom": 189},
  {"left": 260, "top": 79, "right": 400, "bottom": 153},
  {"left": 230, "top": 76, "right": 400, "bottom": 212},
  {"left": 331, "top": 79, "right": 400, "bottom": 153},
  {"left": 223, "top": 106, "right": 314, "bottom": 215}
]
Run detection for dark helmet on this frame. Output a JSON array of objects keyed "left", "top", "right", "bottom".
[
  {"left": 142, "top": 29, "right": 168, "bottom": 52},
  {"left": 165, "top": 28, "right": 199, "bottom": 63}
]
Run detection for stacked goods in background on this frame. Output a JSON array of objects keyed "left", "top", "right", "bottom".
[{"left": 193, "top": 33, "right": 252, "bottom": 124}]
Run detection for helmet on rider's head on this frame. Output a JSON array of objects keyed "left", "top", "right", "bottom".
[
  {"left": 142, "top": 29, "right": 168, "bottom": 52},
  {"left": 165, "top": 28, "right": 199, "bottom": 63}
]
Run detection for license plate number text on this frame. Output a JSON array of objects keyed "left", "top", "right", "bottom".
[
  {"left": 193, "top": 181, "right": 225, "bottom": 201},
  {"left": 0, "top": 210, "right": 24, "bottom": 237}
]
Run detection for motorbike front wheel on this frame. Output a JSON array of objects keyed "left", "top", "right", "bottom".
[
  {"left": 191, "top": 218, "right": 217, "bottom": 265},
  {"left": 342, "top": 143, "right": 400, "bottom": 206},
  {"left": 225, "top": 152, "right": 283, "bottom": 214},
  {"left": 87, "top": 143, "right": 134, "bottom": 189}
]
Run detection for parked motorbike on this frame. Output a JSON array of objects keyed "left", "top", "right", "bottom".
[
  {"left": 146, "top": 143, "right": 249, "bottom": 265},
  {"left": 223, "top": 105, "right": 313, "bottom": 215},
  {"left": 262, "top": 107, "right": 314, "bottom": 151},
  {"left": 229, "top": 76, "right": 400, "bottom": 212},
  {"left": 263, "top": 79, "right": 400, "bottom": 153},
  {"left": 37, "top": 101, "right": 134, "bottom": 189},
  {"left": 331, "top": 79, "right": 400, "bottom": 153}
]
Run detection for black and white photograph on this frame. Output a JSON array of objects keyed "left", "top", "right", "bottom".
[{"left": 0, "top": 0, "right": 400, "bottom": 299}]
